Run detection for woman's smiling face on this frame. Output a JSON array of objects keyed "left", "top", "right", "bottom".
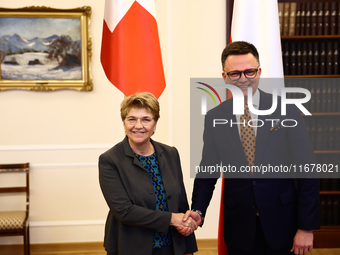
[{"left": 124, "top": 107, "right": 157, "bottom": 148}]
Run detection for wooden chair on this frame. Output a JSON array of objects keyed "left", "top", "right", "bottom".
[{"left": 0, "top": 163, "right": 30, "bottom": 255}]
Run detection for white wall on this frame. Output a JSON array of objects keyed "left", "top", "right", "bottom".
[{"left": 0, "top": 0, "right": 226, "bottom": 244}]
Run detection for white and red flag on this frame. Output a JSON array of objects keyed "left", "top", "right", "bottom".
[
  {"left": 218, "top": 1, "right": 284, "bottom": 254},
  {"left": 231, "top": 0, "right": 283, "bottom": 79},
  {"left": 101, "top": 0, "right": 166, "bottom": 98}
]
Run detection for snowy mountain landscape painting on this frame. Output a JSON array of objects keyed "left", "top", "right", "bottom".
[
  {"left": 0, "top": 6, "right": 92, "bottom": 91},
  {"left": 0, "top": 17, "right": 82, "bottom": 80}
]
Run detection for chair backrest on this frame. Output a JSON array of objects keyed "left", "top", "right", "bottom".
[
  {"left": 0, "top": 163, "right": 30, "bottom": 255},
  {"left": 0, "top": 163, "right": 30, "bottom": 214}
]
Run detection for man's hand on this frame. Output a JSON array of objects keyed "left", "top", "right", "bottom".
[
  {"left": 291, "top": 229, "right": 314, "bottom": 255},
  {"left": 174, "top": 210, "right": 203, "bottom": 235},
  {"left": 183, "top": 210, "right": 203, "bottom": 226},
  {"left": 170, "top": 213, "right": 198, "bottom": 236}
]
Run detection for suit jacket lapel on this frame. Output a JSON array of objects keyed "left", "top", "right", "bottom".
[
  {"left": 254, "top": 90, "right": 278, "bottom": 168},
  {"left": 220, "top": 99, "right": 249, "bottom": 166},
  {"left": 151, "top": 139, "right": 165, "bottom": 175},
  {"left": 122, "top": 136, "right": 148, "bottom": 172},
  {"left": 123, "top": 137, "right": 168, "bottom": 184}
]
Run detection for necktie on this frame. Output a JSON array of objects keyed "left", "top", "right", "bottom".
[{"left": 240, "top": 104, "right": 256, "bottom": 169}]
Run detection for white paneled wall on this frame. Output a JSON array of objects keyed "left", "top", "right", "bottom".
[{"left": 0, "top": 0, "right": 226, "bottom": 244}]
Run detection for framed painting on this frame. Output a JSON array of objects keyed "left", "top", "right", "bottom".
[{"left": 0, "top": 6, "right": 92, "bottom": 91}]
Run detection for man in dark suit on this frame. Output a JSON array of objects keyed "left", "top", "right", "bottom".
[{"left": 184, "top": 41, "right": 320, "bottom": 255}]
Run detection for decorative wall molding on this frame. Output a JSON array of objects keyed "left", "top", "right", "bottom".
[
  {"left": 0, "top": 144, "right": 113, "bottom": 169},
  {"left": 30, "top": 219, "right": 106, "bottom": 227},
  {"left": 31, "top": 163, "right": 98, "bottom": 169},
  {"left": 0, "top": 144, "right": 112, "bottom": 152}
]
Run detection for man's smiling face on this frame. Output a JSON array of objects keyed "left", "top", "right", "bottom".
[{"left": 222, "top": 53, "right": 261, "bottom": 100}]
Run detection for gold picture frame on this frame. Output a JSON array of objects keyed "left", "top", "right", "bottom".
[{"left": 0, "top": 6, "right": 92, "bottom": 91}]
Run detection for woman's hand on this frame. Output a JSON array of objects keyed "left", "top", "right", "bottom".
[{"left": 170, "top": 213, "right": 198, "bottom": 236}]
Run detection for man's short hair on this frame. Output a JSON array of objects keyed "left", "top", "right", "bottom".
[{"left": 221, "top": 41, "right": 260, "bottom": 69}]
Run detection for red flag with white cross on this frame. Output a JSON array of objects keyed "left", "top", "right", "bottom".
[{"left": 101, "top": 0, "right": 166, "bottom": 98}]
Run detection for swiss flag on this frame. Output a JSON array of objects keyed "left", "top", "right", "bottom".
[
  {"left": 218, "top": 1, "right": 284, "bottom": 254},
  {"left": 101, "top": 0, "right": 166, "bottom": 99}
]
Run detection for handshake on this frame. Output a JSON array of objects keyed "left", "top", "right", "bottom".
[{"left": 170, "top": 210, "right": 203, "bottom": 236}]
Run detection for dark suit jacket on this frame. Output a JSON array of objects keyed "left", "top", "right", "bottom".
[
  {"left": 99, "top": 137, "right": 197, "bottom": 255},
  {"left": 192, "top": 89, "right": 320, "bottom": 252}
]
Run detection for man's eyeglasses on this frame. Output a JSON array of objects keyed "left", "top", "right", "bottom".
[
  {"left": 224, "top": 68, "right": 259, "bottom": 81},
  {"left": 125, "top": 117, "right": 154, "bottom": 126}
]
